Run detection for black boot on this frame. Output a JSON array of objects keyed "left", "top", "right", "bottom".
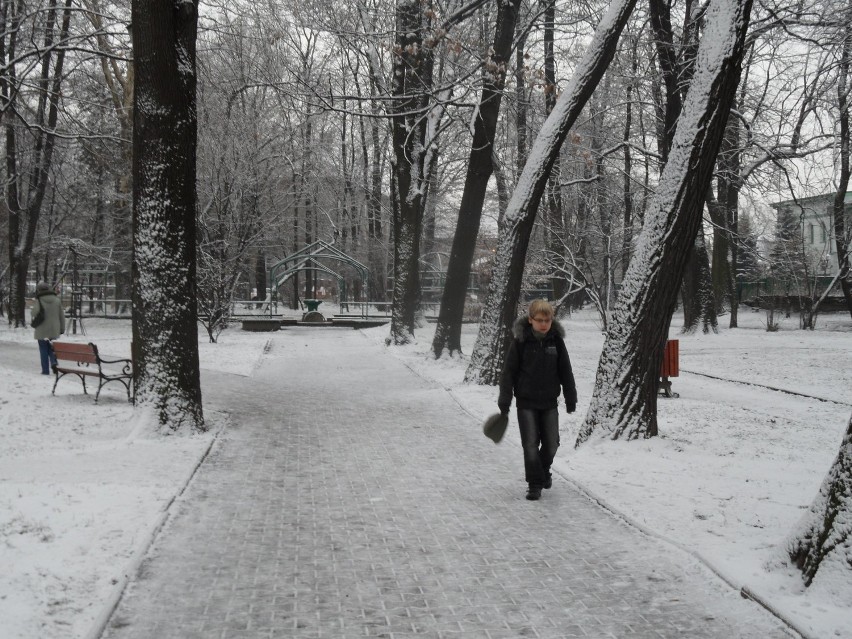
[
  {"left": 543, "top": 473, "right": 553, "bottom": 489},
  {"left": 526, "top": 484, "right": 542, "bottom": 500}
]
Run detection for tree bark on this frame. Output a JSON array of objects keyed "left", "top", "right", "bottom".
[
  {"left": 130, "top": 0, "right": 204, "bottom": 432},
  {"left": 431, "top": 0, "right": 521, "bottom": 357},
  {"left": 788, "top": 411, "right": 852, "bottom": 586},
  {"left": 465, "top": 0, "right": 638, "bottom": 384},
  {"left": 577, "top": 0, "right": 754, "bottom": 443},
  {"left": 386, "top": 0, "right": 437, "bottom": 344},
  {"left": 388, "top": 0, "right": 433, "bottom": 344}
]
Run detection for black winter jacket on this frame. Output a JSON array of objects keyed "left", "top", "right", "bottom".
[{"left": 498, "top": 316, "right": 577, "bottom": 413}]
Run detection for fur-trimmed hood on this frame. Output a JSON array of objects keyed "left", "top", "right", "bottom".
[{"left": 512, "top": 315, "right": 565, "bottom": 340}]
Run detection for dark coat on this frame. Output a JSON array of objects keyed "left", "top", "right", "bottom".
[
  {"left": 498, "top": 316, "right": 577, "bottom": 413},
  {"left": 32, "top": 291, "right": 65, "bottom": 340}
]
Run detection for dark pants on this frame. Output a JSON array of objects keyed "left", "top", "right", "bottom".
[
  {"left": 38, "top": 339, "right": 57, "bottom": 374},
  {"left": 517, "top": 407, "right": 559, "bottom": 487}
]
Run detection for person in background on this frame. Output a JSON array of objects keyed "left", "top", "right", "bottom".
[
  {"left": 32, "top": 282, "right": 65, "bottom": 375},
  {"left": 498, "top": 299, "right": 577, "bottom": 501}
]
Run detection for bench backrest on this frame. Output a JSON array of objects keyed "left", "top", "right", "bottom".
[{"left": 52, "top": 342, "right": 98, "bottom": 364}]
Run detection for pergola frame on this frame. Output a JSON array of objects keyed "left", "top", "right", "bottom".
[{"left": 268, "top": 240, "right": 369, "bottom": 317}]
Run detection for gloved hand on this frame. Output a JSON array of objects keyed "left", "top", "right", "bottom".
[
  {"left": 498, "top": 405, "right": 509, "bottom": 416},
  {"left": 566, "top": 402, "right": 576, "bottom": 414}
]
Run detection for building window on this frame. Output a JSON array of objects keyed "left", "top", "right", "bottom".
[{"left": 808, "top": 223, "right": 814, "bottom": 244}]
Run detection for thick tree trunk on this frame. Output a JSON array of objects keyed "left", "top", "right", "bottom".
[
  {"left": 577, "top": 0, "right": 753, "bottom": 443},
  {"left": 388, "top": 0, "right": 431, "bottom": 344},
  {"left": 788, "top": 412, "right": 852, "bottom": 586},
  {"left": 431, "top": 0, "right": 520, "bottom": 357},
  {"left": 389, "top": 185, "right": 422, "bottom": 341},
  {"left": 130, "top": 0, "right": 204, "bottom": 432},
  {"left": 465, "top": 0, "right": 638, "bottom": 384}
]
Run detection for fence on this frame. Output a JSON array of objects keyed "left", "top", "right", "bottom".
[{"left": 72, "top": 299, "right": 449, "bottom": 320}]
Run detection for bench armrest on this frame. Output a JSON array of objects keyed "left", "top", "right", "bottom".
[{"left": 97, "top": 356, "right": 133, "bottom": 375}]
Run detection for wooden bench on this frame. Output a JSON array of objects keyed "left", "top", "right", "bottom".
[
  {"left": 659, "top": 339, "right": 679, "bottom": 398},
  {"left": 51, "top": 342, "right": 134, "bottom": 403}
]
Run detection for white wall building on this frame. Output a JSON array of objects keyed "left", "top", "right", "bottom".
[{"left": 769, "top": 191, "right": 852, "bottom": 274}]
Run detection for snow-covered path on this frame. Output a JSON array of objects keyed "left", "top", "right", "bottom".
[{"left": 100, "top": 327, "right": 793, "bottom": 639}]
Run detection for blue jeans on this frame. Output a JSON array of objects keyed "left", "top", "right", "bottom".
[
  {"left": 517, "top": 407, "right": 560, "bottom": 486},
  {"left": 38, "top": 339, "right": 57, "bottom": 374}
]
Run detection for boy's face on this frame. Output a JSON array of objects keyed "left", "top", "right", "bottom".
[{"left": 528, "top": 314, "right": 553, "bottom": 331}]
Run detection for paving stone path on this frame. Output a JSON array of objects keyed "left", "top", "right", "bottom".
[{"left": 102, "top": 328, "right": 794, "bottom": 639}]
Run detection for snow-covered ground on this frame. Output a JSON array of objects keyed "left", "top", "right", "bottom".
[
  {"left": 1, "top": 307, "right": 850, "bottom": 638},
  {"left": 0, "top": 319, "right": 265, "bottom": 639}
]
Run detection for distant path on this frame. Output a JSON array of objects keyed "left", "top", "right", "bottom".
[
  {"left": 681, "top": 369, "right": 852, "bottom": 407},
  {"left": 100, "top": 327, "right": 794, "bottom": 638}
]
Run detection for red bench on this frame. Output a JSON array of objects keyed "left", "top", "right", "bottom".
[
  {"left": 659, "top": 339, "right": 679, "bottom": 398},
  {"left": 51, "top": 342, "right": 134, "bottom": 403}
]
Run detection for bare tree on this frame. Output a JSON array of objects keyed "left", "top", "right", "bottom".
[
  {"left": 386, "top": 0, "right": 432, "bottom": 344},
  {"left": 3, "top": 0, "right": 73, "bottom": 326},
  {"left": 386, "top": 0, "right": 486, "bottom": 344},
  {"left": 464, "top": 0, "right": 638, "bottom": 385},
  {"left": 577, "top": 0, "right": 754, "bottom": 443},
  {"left": 431, "top": 0, "right": 521, "bottom": 358},
  {"left": 80, "top": 0, "right": 133, "bottom": 313}
]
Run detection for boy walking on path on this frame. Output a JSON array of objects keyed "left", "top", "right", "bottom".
[{"left": 499, "top": 299, "right": 577, "bottom": 501}]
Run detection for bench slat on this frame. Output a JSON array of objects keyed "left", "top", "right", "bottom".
[{"left": 53, "top": 342, "right": 98, "bottom": 363}]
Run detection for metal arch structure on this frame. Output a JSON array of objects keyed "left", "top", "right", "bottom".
[{"left": 268, "top": 240, "right": 370, "bottom": 317}]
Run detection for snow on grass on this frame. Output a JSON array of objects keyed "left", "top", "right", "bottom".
[{"left": 0, "top": 319, "right": 266, "bottom": 639}]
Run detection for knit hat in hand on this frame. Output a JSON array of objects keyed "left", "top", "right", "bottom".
[{"left": 483, "top": 412, "right": 509, "bottom": 444}]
